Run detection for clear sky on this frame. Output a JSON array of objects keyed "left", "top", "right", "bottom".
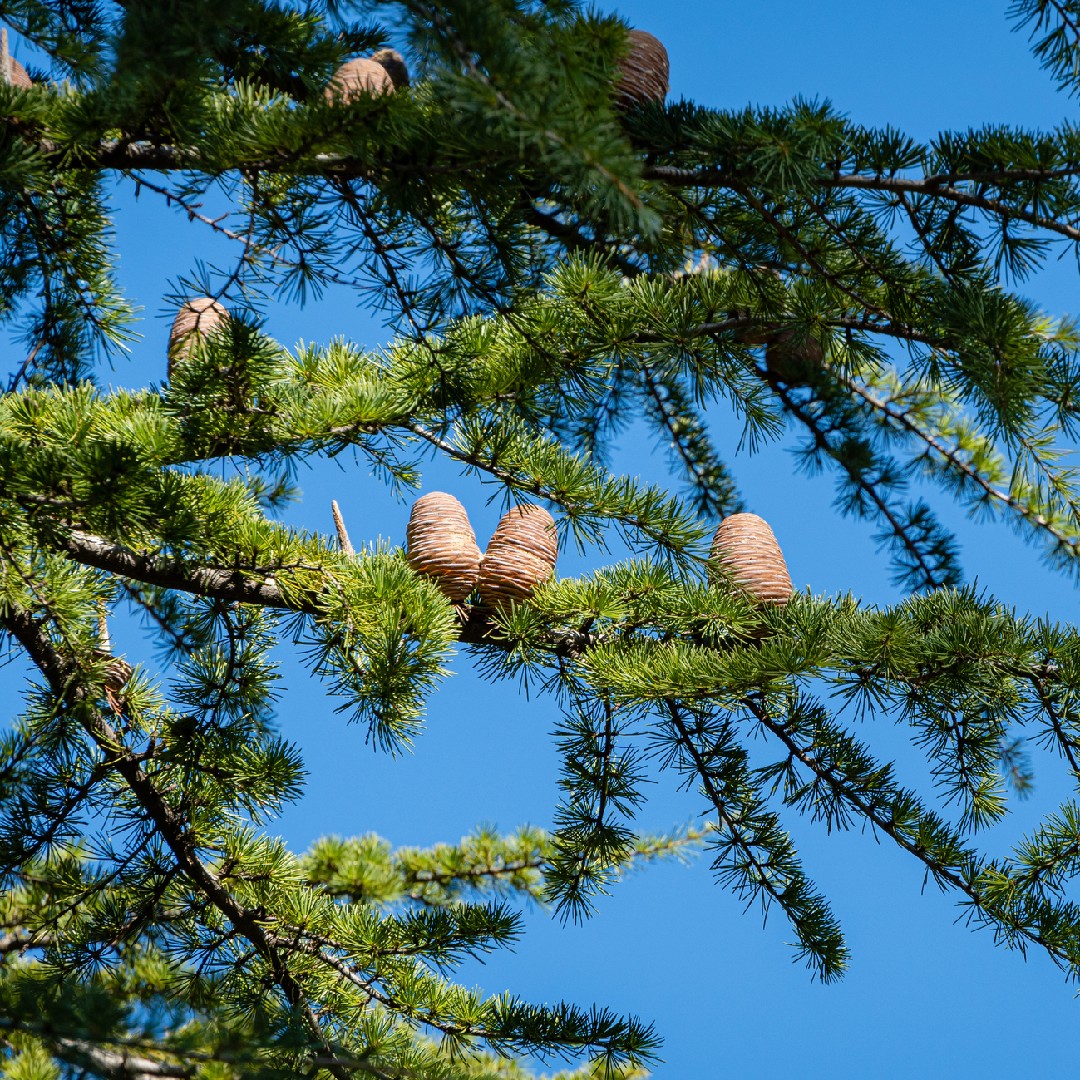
[{"left": 16, "top": 2, "right": 1080, "bottom": 1076}]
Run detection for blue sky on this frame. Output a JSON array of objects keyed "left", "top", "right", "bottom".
[{"left": 12, "top": 2, "right": 1080, "bottom": 1076}]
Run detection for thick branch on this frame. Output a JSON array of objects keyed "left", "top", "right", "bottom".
[
  {"left": 62, "top": 529, "right": 295, "bottom": 609},
  {"left": 57, "top": 528, "right": 595, "bottom": 654}
]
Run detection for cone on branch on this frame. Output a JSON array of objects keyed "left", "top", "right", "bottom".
[
  {"left": 732, "top": 319, "right": 826, "bottom": 385},
  {"left": 325, "top": 57, "right": 395, "bottom": 102},
  {"left": 614, "top": 29, "right": 669, "bottom": 109},
  {"left": 406, "top": 492, "right": 483, "bottom": 603},
  {"left": 94, "top": 604, "right": 133, "bottom": 714},
  {"left": 4, "top": 55, "right": 30, "bottom": 88},
  {"left": 168, "top": 297, "right": 229, "bottom": 377},
  {"left": 709, "top": 512, "right": 793, "bottom": 606},
  {"left": 477, "top": 505, "right": 558, "bottom": 611},
  {"left": 1, "top": 29, "right": 31, "bottom": 89}
]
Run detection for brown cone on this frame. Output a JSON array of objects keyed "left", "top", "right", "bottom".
[
  {"left": 477, "top": 505, "right": 558, "bottom": 610},
  {"left": 325, "top": 57, "right": 394, "bottom": 103},
  {"left": 614, "top": 29, "right": 669, "bottom": 109},
  {"left": 371, "top": 48, "right": 410, "bottom": 89},
  {"left": 101, "top": 654, "right": 134, "bottom": 693},
  {"left": 6, "top": 56, "right": 30, "bottom": 89},
  {"left": 168, "top": 297, "right": 228, "bottom": 376},
  {"left": 710, "top": 513, "right": 793, "bottom": 606},
  {"left": 406, "top": 492, "right": 483, "bottom": 603}
]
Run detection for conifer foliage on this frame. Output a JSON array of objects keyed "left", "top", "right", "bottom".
[{"left": 4, "top": 0, "right": 1080, "bottom": 1075}]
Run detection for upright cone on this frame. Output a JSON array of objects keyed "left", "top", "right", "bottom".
[
  {"left": 477, "top": 505, "right": 558, "bottom": 610},
  {"left": 2, "top": 28, "right": 31, "bottom": 89},
  {"left": 710, "top": 513, "right": 793, "bottom": 606},
  {"left": 325, "top": 57, "right": 394, "bottom": 102},
  {"left": 168, "top": 297, "right": 228, "bottom": 376},
  {"left": 6, "top": 56, "right": 30, "bottom": 88},
  {"left": 406, "top": 492, "right": 483, "bottom": 603},
  {"left": 614, "top": 30, "right": 669, "bottom": 108}
]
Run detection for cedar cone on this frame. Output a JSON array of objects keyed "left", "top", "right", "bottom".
[
  {"left": 92, "top": 648, "right": 133, "bottom": 716},
  {"left": 325, "top": 57, "right": 394, "bottom": 102},
  {"left": 710, "top": 513, "right": 793, "bottom": 606},
  {"left": 371, "top": 48, "right": 410, "bottom": 89},
  {"left": 406, "top": 492, "right": 483, "bottom": 603},
  {"left": 168, "top": 297, "right": 229, "bottom": 376},
  {"left": 764, "top": 328, "right": 824, "bottom": 386},
  {"left": 95, "top": 651, "right": 134, "bottom": 693},
  {"left": 477, "top": 505, "right": 558, "bottom": 610},
  {"left": 6, "top": 56, "right": 30, "bottom": 89},
  {"left": 614, "top": 29, "right": 669, "bottom": 109}
]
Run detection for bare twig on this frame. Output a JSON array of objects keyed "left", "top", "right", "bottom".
[{"left": 331, "top": 500, "right": 354, "bottom": 555}]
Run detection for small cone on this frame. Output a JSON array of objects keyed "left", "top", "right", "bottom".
[
  {"left": 93, "top": 602, "right": 132, "bottom": 713},
  {"left": 614, "top": 29, "right": 668, "bottom": 109},
  {"left": 406, "top": 492, "right": 482, "bottom": 603},
  {"left": 477, "top": 505, "right": 558, "bottom": 610},
  {"left": 168, "top": 297, "right": 228, "bottom": 376},
  {"left": 325, "top": 57, "right": 394, "bottom": 103},
  {"left": 764, "top": 329, "right": 823, "bottom": 386},
  {"left": 100, "top": 654, "right": 134, "bottom": 715},
  {"left": 371, "top": 48, "right": 409, "bottom": 89},
  {"left": 710, "top": 513, "right": 792, "bottom": 606}
]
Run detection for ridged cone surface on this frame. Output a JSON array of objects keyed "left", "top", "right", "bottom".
[
  {"left": 478, "top": 505, "right": 558, "bottom": 609},
  {"left": 710, "top": 513, "right": 793, "bottom": 606},
  {"left": 406, "top": 492, "right": 482, "bottom": 603},
  {"left": 93, "top": 648, "right": 133, "bottom": 693},
  {"left": 325, "top": 58, "right": 394, "bottom": 102},
  {"left": 615, "top": 30, "right": 669, "bottom": 108},
  {"left": 7, "top": 57, "right": 31, "bottom": 89},
  {"left": 168, "top": 297, "right": 228, "bottom": 376}
]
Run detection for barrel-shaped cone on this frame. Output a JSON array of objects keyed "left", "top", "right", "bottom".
[
  {"left": 406, "top": 492, "right": 482, "bottom": 603},
  {"left": 710, "top": 513, "right": 793, "bottom": 606},
  {"left": 168, "top": 297, "right": 229, "bottom": 377},
  {"left": 370, "top": 49, "right": 409, "bottom": 88},
  {"left": 325, "top": 57, "right": 394, "bottom": 102},
  {"left": 614, "top": 30, "right": 668, "bottom": 108},
  {"left": 6, "top": 56, "right": 31, "bottom": 89},
  {"left": 765, "top": 329, "right": 824, "bottom": 386},
  {"left": 477, "top": 505, "right": 557, "bottom": 610}
]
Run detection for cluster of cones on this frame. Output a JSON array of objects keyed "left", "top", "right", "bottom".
[
  {"left": 405, "top": 492, "right": 793, "bottom": 614},
  {"left": 406, "top": 493, "right": 558, "bottom": 611},
  {"left": 326, "top": 29, "right": 669, "bottom": 108},
  {"left": 0, "top": 26, "right": 670, "bottom": 107}
]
